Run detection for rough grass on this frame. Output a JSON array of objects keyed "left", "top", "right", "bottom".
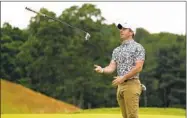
[{"left": 1, "top": 79, "right": 80, "bottom": 114}]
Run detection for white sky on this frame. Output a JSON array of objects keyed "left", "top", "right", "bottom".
[{"left": 1, "top": 2, "right": 186, "bottom": 35}]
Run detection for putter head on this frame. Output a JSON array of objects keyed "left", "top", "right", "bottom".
[
  {"left": 85, "top": 33, "right": 91, "bottom": 41},
  {"left": 141, "top": 84, "right": 147, "bottom": 91}
]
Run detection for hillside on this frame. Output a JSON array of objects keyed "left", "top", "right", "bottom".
[{"left": 1, "top": 79, "right": 80, "bottom": 114}]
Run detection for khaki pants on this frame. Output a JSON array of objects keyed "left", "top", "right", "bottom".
[{"left": 117, "top": 78, "right": 142, "bottom": 118}]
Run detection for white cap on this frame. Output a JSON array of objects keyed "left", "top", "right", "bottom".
[{"left": 117, "top": 22, "right": 136, "bottom": 34}]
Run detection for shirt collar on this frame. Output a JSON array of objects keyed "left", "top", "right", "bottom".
[{"left": 121, "top": 39, "right": 134, "bottom": 45}]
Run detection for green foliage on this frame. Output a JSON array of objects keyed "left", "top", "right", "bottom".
[{"left": 0, "top": 3, "right": 186, "bottom": 109}]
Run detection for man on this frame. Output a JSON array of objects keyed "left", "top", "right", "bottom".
[{"left": 94, "top": 22, "right": 145, "bottom": 118}]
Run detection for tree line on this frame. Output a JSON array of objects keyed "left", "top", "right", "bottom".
[{"left": 1, "top": 4, "right": 186, "bottom": 109}]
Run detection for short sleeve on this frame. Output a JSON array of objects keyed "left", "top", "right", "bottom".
[
  {"left": 112, "top": 48, "right": 117, "bottom": 62},
  {"left": 135, "top": 45, "right": 145, "bottom": 61}
]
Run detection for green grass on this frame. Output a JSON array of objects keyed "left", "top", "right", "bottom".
[
  {"left": 1, "top": 114, "right": 186, "bottom": 118},
  {"left": 1, "top": 107, "right": 186, "bottom": 118},
  {"left": 73, "top": 107, "right": 185, "bottom": 116}
]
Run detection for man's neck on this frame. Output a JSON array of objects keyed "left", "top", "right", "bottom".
[{"left": 121, "top": 37, "right": 133, "bottom": 44}]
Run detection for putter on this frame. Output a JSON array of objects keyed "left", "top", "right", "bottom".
[{"left": 25, "top": 7, "right": 91, "bottom": 41}]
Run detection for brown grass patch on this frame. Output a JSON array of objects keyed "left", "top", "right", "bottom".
[{"left": 1, "top": 79, "right": 81, "bottom": 114}]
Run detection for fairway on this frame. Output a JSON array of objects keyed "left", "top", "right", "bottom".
[{"left": 1, "top": 114, "right": 185, "bottom": 118}]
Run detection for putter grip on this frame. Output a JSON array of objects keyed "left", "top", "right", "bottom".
[
  {"left": 25, "top": 7, "right": 33, "bottom": 12},
  {"left": 25, "top": 7, "right": 38, "bottom": 14}
]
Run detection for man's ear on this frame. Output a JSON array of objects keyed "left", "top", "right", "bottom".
[{"left": 129, "top": 31, "right": 134, "bottom": 37}]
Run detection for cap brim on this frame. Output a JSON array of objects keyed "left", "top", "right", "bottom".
[{"left": 117, "top": 24, "right": 123, "bottom": 29}]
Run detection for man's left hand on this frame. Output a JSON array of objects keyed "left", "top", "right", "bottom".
[{"left": 112, "top": 76, "right": 126, "bottom": 86}]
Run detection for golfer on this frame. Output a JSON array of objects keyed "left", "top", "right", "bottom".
[{"left": 94, "top": 22, "right": 145, "bottom": 118}]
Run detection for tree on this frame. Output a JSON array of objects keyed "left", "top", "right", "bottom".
[{"left": 1, "top": 4, "right": 186, "bottom": 109}]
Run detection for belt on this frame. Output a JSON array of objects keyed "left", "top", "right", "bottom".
[{"left": 124, "top": 78, "right": 139, "bottom": 82}]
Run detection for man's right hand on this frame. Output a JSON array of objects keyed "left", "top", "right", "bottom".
[{"left": 94, "top": 64, "right": 103, "bottom": 73}]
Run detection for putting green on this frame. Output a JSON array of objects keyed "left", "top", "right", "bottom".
[{"left": 1, "top": 114, "right": 185, "bottom": 118}]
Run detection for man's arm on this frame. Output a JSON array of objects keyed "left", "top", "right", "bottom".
[
  {"left": 103, "top": 60, "right": 117, "bottom": 74},
  {"left": 94, "top": 60, "right": 117, "bottom": 74},
  {"left": 112, "top": 60, "right": 144, "bottom": 86},
  {"left": 122, "top": 60, "right": 144, "bottom": 80}
]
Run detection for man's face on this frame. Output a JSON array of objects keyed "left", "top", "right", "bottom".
[{"left": 120, "top": 28, "right": 133, "bottom": 40}]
